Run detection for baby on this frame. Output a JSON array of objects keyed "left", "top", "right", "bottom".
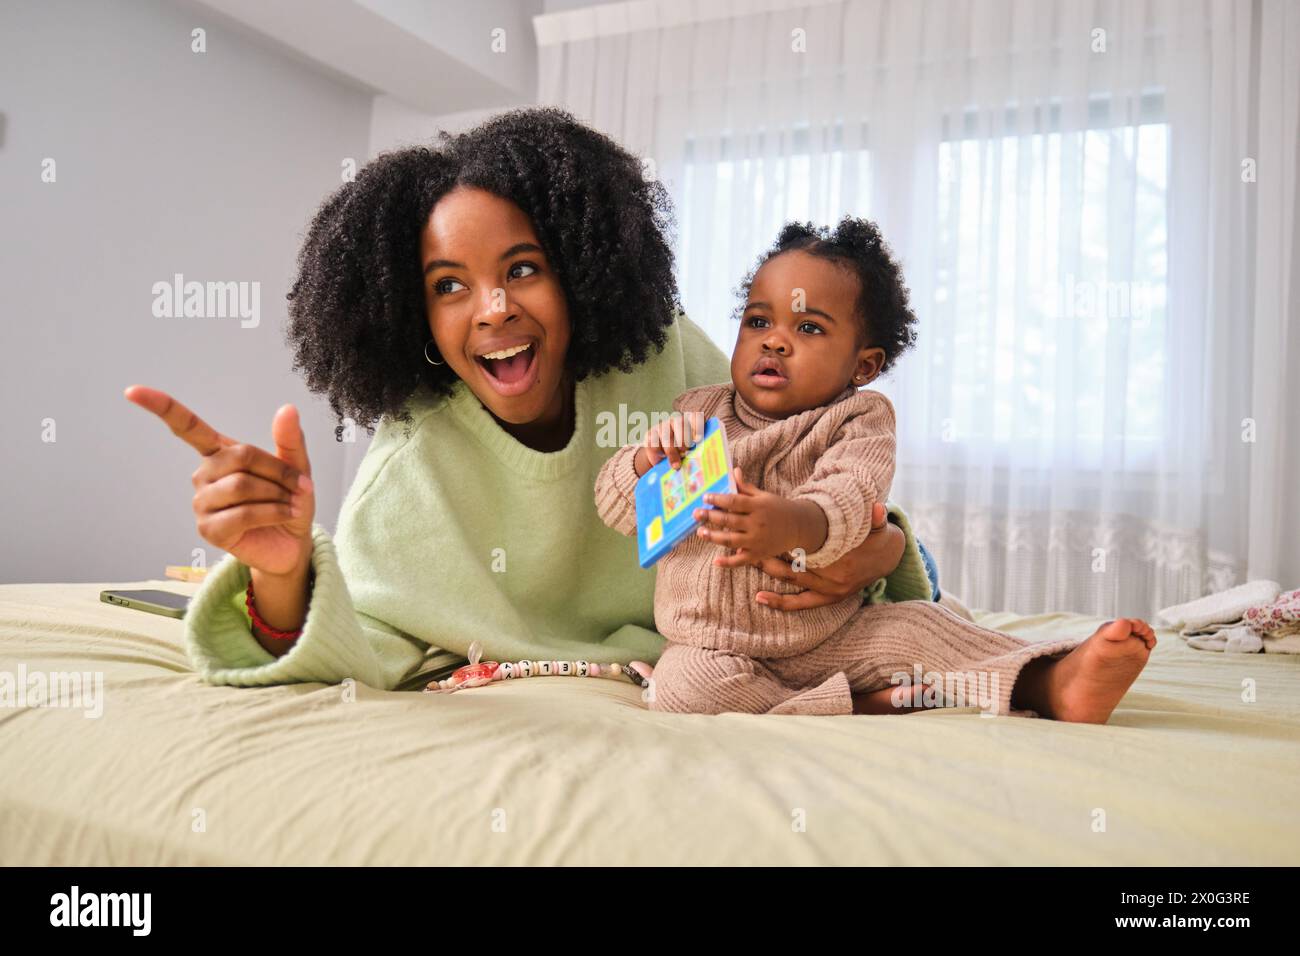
[{"left": 595, "top": 218, "right": 1156, "bottom": 721}]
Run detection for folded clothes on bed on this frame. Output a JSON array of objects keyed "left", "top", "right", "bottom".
[
  {"left": 1185, "top": 625, "right": 1263, "bottom": 653},
  {"left": 1262, "top": 632, "right": 1300, "bottom": 653},
  {"left": 1244, "top": 589, "right": 1300, "bottom": 634},
  {"left": 1251, "top": 590, "right": 1300, "bottom": 654},
  {"left": 1158, "top": 580, "right": 1281, "bottom": 632},
  {"left": 1159, "top": 581, "right": 1300, "bottom": 654}
]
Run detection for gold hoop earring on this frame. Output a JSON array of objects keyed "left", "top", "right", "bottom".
[{"left": 424, "top": 340, "right": 445, "bottom": 366}]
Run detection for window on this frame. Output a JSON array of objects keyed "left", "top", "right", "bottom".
[
  {"left": 678, "top": 95, "right": 1170, "bottom": 470},
  {"left": 933, "top": 95, "right": 1169, "bottom": 459}
]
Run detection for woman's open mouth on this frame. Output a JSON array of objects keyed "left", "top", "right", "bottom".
[{"left": 475, "top": 341, "right": 540, "bottom": 397}]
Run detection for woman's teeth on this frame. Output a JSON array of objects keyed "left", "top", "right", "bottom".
[
  {"left": 481, "top": 342, "right": 532, "bottom": 360},
  {"left": 477, "top": 340, "right": 538, "bottom": 393}
]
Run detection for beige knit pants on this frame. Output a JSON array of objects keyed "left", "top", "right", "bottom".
[{"left": 649, "top": 602, "right": 1084, "bottom": 718}]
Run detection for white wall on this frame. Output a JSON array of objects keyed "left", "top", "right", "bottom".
[
  {"left": 0, "top": 0, "right": 376, "bottom": 583},
  {"left": 356, "top": 0, "right": 539, "bottom": 105},
  {"left": 184, "top": 0, "right": 542, "bottom": 114},
  {"left": 369, "top": 98, "right": 507, "bottom": 155}
]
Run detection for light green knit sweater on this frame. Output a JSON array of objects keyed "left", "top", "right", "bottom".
[{"left": 183, "top": 313, "right": 935, "bottom": 690}]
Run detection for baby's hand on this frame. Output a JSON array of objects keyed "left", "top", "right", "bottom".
[
  {"left": 693, "top": 467, "right": 830, "bottom": 567},
  {"left": 638, "top": 411, "right": 706, "bottom": 472}
]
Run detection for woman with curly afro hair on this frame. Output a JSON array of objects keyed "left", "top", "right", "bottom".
[{"left": 125, "top": 107, "right": 940, "bottom": 692}]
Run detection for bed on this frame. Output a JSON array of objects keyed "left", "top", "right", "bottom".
[{"left": 2, "top": 577, "right": 1298, "bottom": 865}]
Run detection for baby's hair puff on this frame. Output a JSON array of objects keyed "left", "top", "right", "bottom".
[{"left": 734, "top": 216, "right": 919, "bottom": 375}]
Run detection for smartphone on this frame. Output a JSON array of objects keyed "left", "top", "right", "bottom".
[{"left": 100, "top": 589, "right": 190, "bottom": 619}]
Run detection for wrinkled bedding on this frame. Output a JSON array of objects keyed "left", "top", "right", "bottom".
[{"left": 2, "top": 579, "right": 1297, "bottom": 865}]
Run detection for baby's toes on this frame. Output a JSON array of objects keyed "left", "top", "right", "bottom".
[
  {"left": 1131, "top": 619, "right": 1157, "bottom": 648},
  {"left": 1097, "top": 619, "right": 1136, "bottom": 642}
]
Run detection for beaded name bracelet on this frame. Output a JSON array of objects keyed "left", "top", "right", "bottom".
[{"left": 425, "top": 641, "right": 652, "bottom": 693}]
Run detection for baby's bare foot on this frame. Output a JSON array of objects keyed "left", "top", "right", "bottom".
[{"left": 1039, "top": 618, "right": 1155, "bottom": 723}]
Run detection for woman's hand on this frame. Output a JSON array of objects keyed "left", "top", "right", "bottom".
[
  {"left": 123, "top": 385, "right": 316, "bottom": 577},
  {"left": 635, "top": 411, "right": 706, "bottom": 474},
  {"left": 752, "top": 501, "right": 904, "bottom": 611}
]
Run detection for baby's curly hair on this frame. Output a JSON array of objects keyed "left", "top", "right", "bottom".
[
  {"left": 284, "top": 107, "right": 681, "bottom": 438},
  {"left": 733, "top": 217, "right": 918, "bottom": 375}
]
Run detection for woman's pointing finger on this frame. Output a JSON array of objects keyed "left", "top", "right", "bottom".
[{"left": 123, "top": 385, "right": 236, "bottom": 457}]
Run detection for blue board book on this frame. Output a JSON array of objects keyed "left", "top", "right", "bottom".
[{"left": 635, "top": 416, "right": 735, "bottom": 568}]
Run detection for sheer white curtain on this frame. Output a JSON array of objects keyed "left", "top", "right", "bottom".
[{"left": 535, "top": 0, "right": 1299, "bottom": 616}]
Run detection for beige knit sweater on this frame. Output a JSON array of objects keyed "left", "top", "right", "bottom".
[{"left": 594, "top": 382, "right": 896, "bottom": 659}]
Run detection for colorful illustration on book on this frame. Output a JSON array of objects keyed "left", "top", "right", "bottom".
[{"left": 635, "top": 416, "right": 734, "bottom": 568}]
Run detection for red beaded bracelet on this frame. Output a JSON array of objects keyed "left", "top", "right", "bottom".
[{"left": 245, "top": 569, "right": 314, "bottom": 642}]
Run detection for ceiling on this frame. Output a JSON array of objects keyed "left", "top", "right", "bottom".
[{"left": 178, "top": 0, "right": 543, "bottom": 113}]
